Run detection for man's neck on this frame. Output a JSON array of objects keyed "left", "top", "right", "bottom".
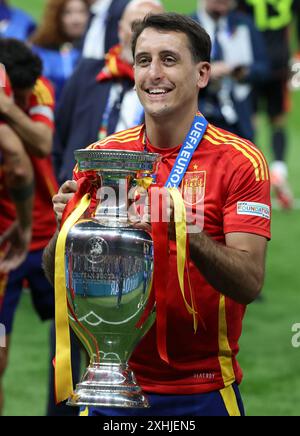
[{"left": 145, "top": 106, "right": 198, "bottom": 149}]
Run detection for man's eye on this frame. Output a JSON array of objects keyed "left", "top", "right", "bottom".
[
  {"left": 164, "top": 57, "right": 176, "bottom": 64},
  {"left": 138, "top": 58, "right": 150, "bottom": 66}
]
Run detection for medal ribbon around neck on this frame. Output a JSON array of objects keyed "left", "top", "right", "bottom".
[{"left": 137, "top": 113, "right": 208, "bottom": 364}]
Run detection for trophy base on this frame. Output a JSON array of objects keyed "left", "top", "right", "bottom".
[{"left": 67, "top": 363, "right": 150, "bottom": 409}]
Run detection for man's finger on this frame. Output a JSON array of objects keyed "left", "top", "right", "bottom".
[
  {"left": 59, "top": 180, "right": 78, "bottom": 194},
  {"left": 53, "top": 204, "right": 65, "bottom": 215},
  {"left": 53, "top": 192, "right": 74, "bottom": 205}
]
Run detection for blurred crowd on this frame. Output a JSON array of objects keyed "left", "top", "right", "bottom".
[{"left": 0, "top": 0, "right": 299, "bottom": 416}]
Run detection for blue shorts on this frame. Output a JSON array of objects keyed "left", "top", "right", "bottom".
[
  {"left": 79, "top": 383, "right": 245, "bottom": 417},
  {"left": 0, "top": 250, "right": 54, "bottom": 335}
]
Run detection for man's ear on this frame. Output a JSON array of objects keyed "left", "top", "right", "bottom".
[{"left": 197, "top": 62, "right": 211, "bottom": 90}]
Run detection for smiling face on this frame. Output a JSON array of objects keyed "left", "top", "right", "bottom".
[{"left": 134, "top": 28, "right": 210, "bottom": 121}]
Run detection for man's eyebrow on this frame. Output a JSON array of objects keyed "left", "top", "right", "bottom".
[
  {"left": 135, "top": 51, "right": 150, "bottom": 59},
  {"left": 159, "top": 50, "right": 180, "bottom": 58},
  {"left": 135, "top": 50, "right": 180, "bottom": 59}
]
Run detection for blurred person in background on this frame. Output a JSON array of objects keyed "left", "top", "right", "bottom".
[
  {"left": 82, "top": 0, "right": 129, "bottom": 59},
  {"left": 0, "top": 72, "right": 34, "bottom": 328},
  {"left": 0, "top": 0, "right": 36, "bottom": 41},
  {"left": 192, "top": 0, "right": 269, "bottom": 142},
  {"left": 237, "top": 0, "right": 298, "bottom": 209},
  {"left": 53, "top": 0, "right": 164, "bottom": 184},
  {"left": 0, "top": 39, "right": 58, "bottom": 415},
  {"left": 30, "top": 0, "right": 90, "bottom": 102},
  {"left": 46, "top": 0, "right": 164, "bottom": 417}
]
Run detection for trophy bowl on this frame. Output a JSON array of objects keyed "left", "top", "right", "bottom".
[{"left": 64, "top": 149, "right": 160, "bottom": 408}]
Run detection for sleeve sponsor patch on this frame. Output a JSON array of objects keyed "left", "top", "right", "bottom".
[{"left": 237, "top": 202, "right": 270, "bottom": 220}]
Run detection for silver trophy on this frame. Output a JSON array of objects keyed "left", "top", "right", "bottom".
[{"left": 65, "top": 149, "right": 160, "bottom": 408}]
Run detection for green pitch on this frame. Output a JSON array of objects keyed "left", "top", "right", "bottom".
[
  {"left": 4, "top": 0, "right": 300, "bottom": 416},
  {"left": 10, "top": 0, "right": 198, "bottom": 19}
]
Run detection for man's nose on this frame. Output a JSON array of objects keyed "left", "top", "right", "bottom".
[{"left": 148, "top": 59, "right": 164, "bottom": 80}]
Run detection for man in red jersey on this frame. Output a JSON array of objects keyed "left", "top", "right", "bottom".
[
  {"left": 0, "top": 70, "right": 34, "bottom": 329},
  {"left": 0, "top": 39, "right": 58, "bottom": 414},
  {"left": 44, "top": 13, "right": 271, "bottom": 416},
  {"left": 0, "top": 70, "right": 34, "bottom": 275}
]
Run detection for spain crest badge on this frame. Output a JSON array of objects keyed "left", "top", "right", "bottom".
[{"left": 182, "top": 169, "right": 206, "bottom": 206}]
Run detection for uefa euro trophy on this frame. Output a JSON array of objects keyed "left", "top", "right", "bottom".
[{"left": 65, "top": 149, "right": 160, "bottom": 408}]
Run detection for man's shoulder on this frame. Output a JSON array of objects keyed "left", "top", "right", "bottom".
[
  {"left": 87, "top": 125, "right": 144, "bottom": 150},
  {"left": 204, "top": 123, "right": 269, "bottom": 182},
  {"left": 73, "top": 125, "right": 144, "bottom": 178},
  {"left": 31, "top": 76, "right": 55, "bottom": 106}
]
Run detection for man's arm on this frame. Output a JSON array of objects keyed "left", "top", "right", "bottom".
[
  {"left": 140, "top": 188, "right": 267, "bottom": 306},
  {"left": 42, "top": 230, "right": 59, "bottom": 286},
  {"left": 189, "top": 231, "right": 267, "bottom": 305},
  {"left": 42, "top": 180, "right": 78, "bottom": 285},
  {"left": 164, "top": 190, "right": 267, "bottom": 305},
  {"left": 0, "top": 90, "right": 52, "bottom": 158},
  {"left": 0, "top": 123, "right": 34, "bottom": 273}
]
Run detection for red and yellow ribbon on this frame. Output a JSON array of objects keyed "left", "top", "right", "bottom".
[
  {"left": 168, "top": 188, "right": 198, "bottom": 333},
  {"left": 148, "top": 186, "right": 199, "bottom": 365},
  {"left": 54, "top": 191, "right": 91, "bottom": 403}
]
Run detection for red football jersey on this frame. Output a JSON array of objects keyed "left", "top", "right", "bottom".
[
  {"left": 0, "top": 77, "right": 58, "bottom": 251},
  {"left": 73, "top": 122, "right": 271, "bottom": 394}
]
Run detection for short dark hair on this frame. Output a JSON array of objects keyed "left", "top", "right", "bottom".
[
  {"left": 0, "top": 38, "right": 42, "bottom": 89},
  {"left": 131, "top": 13, "right": 211, "bottom": 63}
]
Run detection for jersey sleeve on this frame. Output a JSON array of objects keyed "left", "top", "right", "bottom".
[
  {"left": 28, "top": 77, "right": 55, "bottom": 129},
  {"left": 223, "top": 154, "right": 271, "bottom": 240}
]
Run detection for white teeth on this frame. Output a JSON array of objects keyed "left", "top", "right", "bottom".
[{"left": 148, "top": 89, "right": 167, "bottom": 94}]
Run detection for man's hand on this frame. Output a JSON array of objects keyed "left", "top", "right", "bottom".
[
  {"left": 53, "top": 180, "right": 78, "bottom": 226},
  {"left": 0, "top": 222, "right": 32, "bottom": 274}
]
